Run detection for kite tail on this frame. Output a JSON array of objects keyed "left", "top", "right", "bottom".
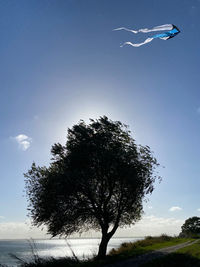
[
  {"left": 114, "top": 24, "right": 173, "bottom": 34},
  {"left": 120, "top": 37, "right": 154, "bottom": 47},
  {"left": 113, "top": 27, "right": 138, "bottom": 34},
  {"left": 138, "top": 24, "right": 173, "bottom": 33}
]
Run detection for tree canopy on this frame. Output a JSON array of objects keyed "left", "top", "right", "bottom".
[
  {"left": 180, "top": 217, "right": 200, "bottom": 237},
  {"left": 25, "top": 116, "right": 160, "bottom": 258}
]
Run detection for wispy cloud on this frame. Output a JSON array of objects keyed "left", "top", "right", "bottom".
[
  {"left": 197, "top": 208, "right": 200, "bottom": 212},
  {"left": 169, "top": 206, "right": 182, "bottom": 212},
  {"left": 0, "top": 216, "right": 184, "bottom": 239},
  {"left": 14, "top": 134, "right": 32, "bottom": 151},
  {"left": 0, "top": 221, "right": 49, "bottom": 239},
  {"left": 116, "top": 215, "right": 184, "bottom": 237}
]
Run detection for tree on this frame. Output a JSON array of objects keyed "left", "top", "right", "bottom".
[
  {"left": 180, "top": 217, "right": 200, "bottom": 237},
  {"left": 25, "top": 116, "right": 160, "bottom": 258}
]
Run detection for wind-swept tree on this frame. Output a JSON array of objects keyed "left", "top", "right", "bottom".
[{"left": 25, "top": 116, "right": 160, "bottom": 258}]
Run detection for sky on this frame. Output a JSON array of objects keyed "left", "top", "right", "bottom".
[{"left": 0, "top": 0, "right": 200, "bottom": 238}]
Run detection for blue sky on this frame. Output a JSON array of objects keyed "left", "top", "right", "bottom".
[{"left": 0, "top": 0, "right": 200, "bottom": 238}]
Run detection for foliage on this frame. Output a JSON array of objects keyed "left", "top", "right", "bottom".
[
  {"left": 180, "top": 217, "right": 200, "bottom": 237},
  {"left": 25, "top": 116, "right": 160, "bottom": 258},
  {"left": 13, "top": 256, "right": 80, "bottom": 267}
]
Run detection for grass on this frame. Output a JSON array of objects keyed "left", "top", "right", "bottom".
[
  {"left": 108, "top": 234, "right": 193, "bottom": 259},
  {"left": 6, "top": 235, "right": 195, "bottom": 267},
  {"left": 8, "top": 255, "right": 80, "bottom": 267},
  {"left": 141, "top": 239, "right": 200, "bottom": 267}
]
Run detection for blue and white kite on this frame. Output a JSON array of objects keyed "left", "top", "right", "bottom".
[{"left": 114, "top": 24, "right": 180, "bottom": 47}]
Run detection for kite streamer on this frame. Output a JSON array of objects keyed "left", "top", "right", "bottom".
[{"left": 114, "top": 24, "right": 180, "bottom": 47}]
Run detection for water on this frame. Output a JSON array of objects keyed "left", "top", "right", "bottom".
[{"left": 0, "top": 237, "right": 143, "bottom": 266}]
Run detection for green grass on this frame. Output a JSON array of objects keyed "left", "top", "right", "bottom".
[
  {"left": 177, "top": 239, "right": 200, "bottom": 257},
  {"left": 141, "top": 240, "right": 200, "bottom": 267},
  {"left": 11, "top": 235, "right": 194, "bottom": 267},
  {"left": 108, "top": 235, "right": 193, "bottom": 259}
]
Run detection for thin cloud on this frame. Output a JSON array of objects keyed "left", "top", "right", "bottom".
[
  {"left": 0, "top": 221, "right": 49, "bottom": 239},
  {"left": 14, "top": 134, "right": 32, "bottom": 151},
  {"left": 197, "top": 208, "right": 200, "bottom": 212},
  {"left": 116, "top": 215, "right": 184, "bottom": 237},
  {"left": 0, "top": 216, "right": 184, "bottom": 238},
  {"left": 169, "top": 206, "right": 182, "bottom": 212}
]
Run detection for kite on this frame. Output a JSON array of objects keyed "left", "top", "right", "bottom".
[{"left": 113, "top": 24, "right": 180, "bottom": 47}]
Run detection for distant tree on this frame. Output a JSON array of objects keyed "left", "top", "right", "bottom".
[
  {"left": 180, "top": 217, "right": 200, "bottom": 237},
  {"left": 25, "top": 116, "right": 160, "bottom": 258}
]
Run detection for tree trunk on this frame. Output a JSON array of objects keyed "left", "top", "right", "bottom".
[
  {"left": 97, "top": 233, "right": 110, "bottom": 259},
  {"left": 97, "top": 221, "right": 119, "bottom": 259}
]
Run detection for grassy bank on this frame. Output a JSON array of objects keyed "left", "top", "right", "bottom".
[
  {"left": 109, "top": 235, "right": 192, "bottom": 258},
  {"left": 12, "top": 235, "right": 194, "bottom": 267},
  {"left": 141, "top": 239, "right": 200, "bottom": 267}
]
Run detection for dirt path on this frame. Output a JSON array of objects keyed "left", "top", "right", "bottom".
[{"left": 104, "top": 240, "right": 199, "bottom": 267}]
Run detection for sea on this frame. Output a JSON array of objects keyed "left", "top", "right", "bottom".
[{"left": 0, "top": 237, "right": 143, "bottom": 266}]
